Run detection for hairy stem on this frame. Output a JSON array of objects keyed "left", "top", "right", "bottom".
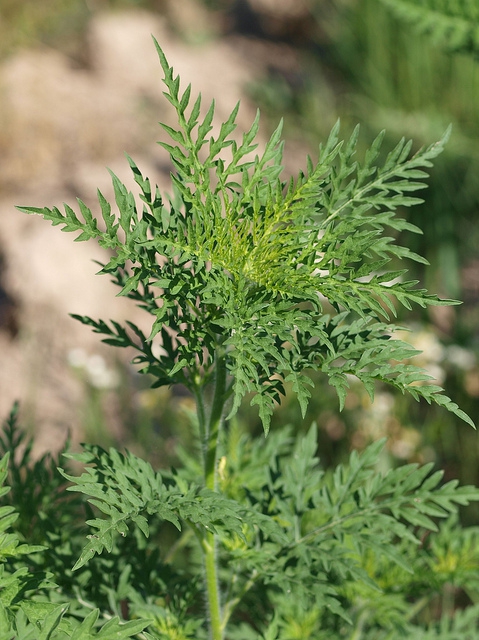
[
  {"left": 200, "top": 351, "right": 227, "bottom": 640},
  {"left": 203, "top": 531, "right": 223, "bottom": 640},
  {"left": 205, "top": 352, "right": 227, "bottom": 492}
]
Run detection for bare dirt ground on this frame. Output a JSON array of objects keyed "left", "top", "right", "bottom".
[{"left": 0, "top": 7, "right": 306, "bottom": 455}]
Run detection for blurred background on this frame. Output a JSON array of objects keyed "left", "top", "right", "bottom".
[{"left": 0, "top": 0, "right": 478, "bottom": 516}]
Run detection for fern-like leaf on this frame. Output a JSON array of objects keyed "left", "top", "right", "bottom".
[
  {"left": 222, "top": 425, "right": 479, "bottom": 624},
  {"left": 61, "top": 445, "right": 284, "bottom": 571},
  {"left": 16, "top": 41, "right": 473, "bottom": 432}
]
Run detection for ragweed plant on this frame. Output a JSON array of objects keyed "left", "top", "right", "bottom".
[{"left": 14, "top": 40, "right": 478, "bottom": 639}]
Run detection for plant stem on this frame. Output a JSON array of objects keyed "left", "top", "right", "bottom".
[
  {"left": 200, "top": 351, "right": 227, "bottom": 640},
  {"left": 205, "top": 352, "right": 227, "bottom": 492},
  {"left": 203, "top": 531, "right": 223, "bottom": 640}
]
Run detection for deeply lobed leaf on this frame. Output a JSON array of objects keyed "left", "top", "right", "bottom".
[{"left": 16, "top": 42, "right": 472, "bottom": 434}]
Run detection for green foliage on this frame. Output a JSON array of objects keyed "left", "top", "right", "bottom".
[
  {"left": 305, "top": 0, "right": 479, "bottom": 312},
  {"left": 2, "top": 403, "right": 479, "bottom": 638},
  {"left": 59, "top": 444, "right": 277, "bottom": 572},
  {"left": 0, "top": 406, "right": 150, "bottom": 640},
  {"left": 410, "top": 605, "right": 479, "bottom": 639},
  {"left": 17, "top": 39, "right": 473, "bottom": 433},
  {"left": 0, "top": 402, "right": 78, "bottom": 544},
  {"left": 376, "top": 0, "right": 479, "bottom": 57},
  {"left": 11, "top": 39, "right": 479, "bottom": 640},
  {"left": 68, "top": 429, "right": 452, "bottom": 621},
  {"left": 215, "top": 424, "right": 479, "bottom": 635}
]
